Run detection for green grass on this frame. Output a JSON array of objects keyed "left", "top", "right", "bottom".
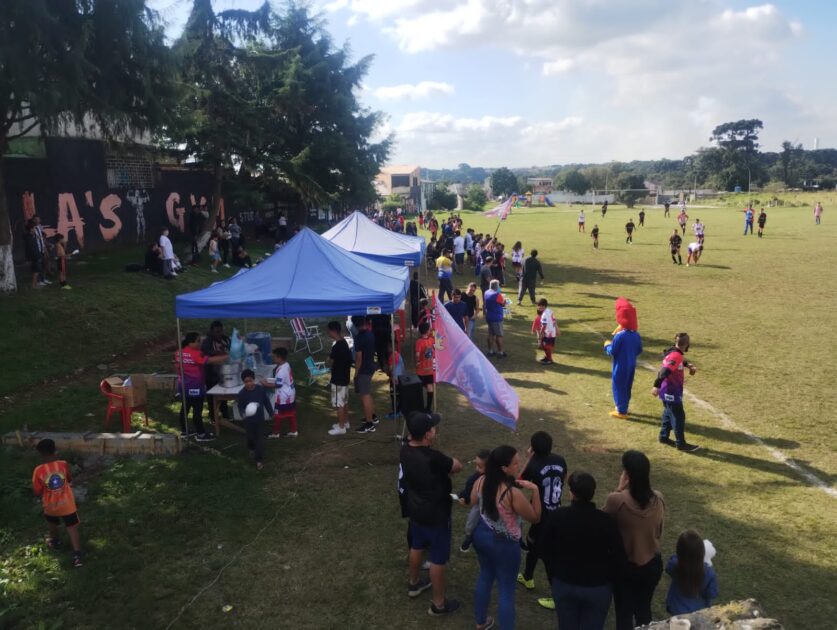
[{"left": 1, "top": 202, "right": 836, "bottom": 629}]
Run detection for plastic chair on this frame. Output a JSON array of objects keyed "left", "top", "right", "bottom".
[
  {"left": 100, "top": 379, "right": 149, "bottom": 432},
  {"left": 290, "top": 317, "right": 323, "bottom": 354},
  {"left": 303, "top": 356, "right": 329, "bottom": 386}
]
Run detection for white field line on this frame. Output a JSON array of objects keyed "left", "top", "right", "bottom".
[{"left": 572, "top": 319, "right": 837, "bottom": 499}]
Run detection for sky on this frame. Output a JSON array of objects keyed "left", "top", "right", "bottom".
[{"left": 150, "top": 0, "right": 837, "bottom": 169}]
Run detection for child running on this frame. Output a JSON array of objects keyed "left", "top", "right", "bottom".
[
  {"left": 266, "top": 347, "right": 297, "bottom": 438},
  {"left": 237, "top": 368, "right": 272, "bottom": 469},
  {"left": 625, "top": 218, "right": 636, "bottom": 244},
  {"left": 669, "top": 230, "right": 683, "bottom": 265},
  {"left": 757, "top": 208, "right": 767, "bottom": 237},
  {"left": 458, "top": 449, "right": 490, "bottom": 552},
  {"left": 535, "top": 298, "right": 559, "bottom": 365},
  {"left": 665, "top": 530, "right": 719, "bottom": 614},
  {"left": 591, "top": 225, "right": 599, "bottom": 250},
  {"left": 652, "top": 332, "right": 700, "bottom": 452},
  {"left": 32, "top": 439, "right": 83, "bottom": 567}
]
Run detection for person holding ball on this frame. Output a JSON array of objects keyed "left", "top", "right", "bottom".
[{"left": 237, "top": 369, "right": 272, "bottom": 469}]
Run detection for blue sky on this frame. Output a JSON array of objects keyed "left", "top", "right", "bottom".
[{"left": 150, "top": 0, "right": 837, "bottom": 168}]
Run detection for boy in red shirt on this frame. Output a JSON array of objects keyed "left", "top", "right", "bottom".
[
  {"left": 32, "top": 439, "right": 83, "bottom": 567},
  {"left": 415, "top": 322, "right": 435, "bottom": 411}
]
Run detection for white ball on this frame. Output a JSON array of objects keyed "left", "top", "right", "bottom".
[{"left": 245, "top": 402, "right": 259, "bottom": 418}]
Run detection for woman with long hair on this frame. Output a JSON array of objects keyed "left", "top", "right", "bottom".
[
  {"left": 603, "top": 450, "right": 665, "bottom": 630},
  {"left": 470, "top": 446, "right": 541, "bottom": 630},
  {"left": 510, "top": 241, "right": 524, "bottom": 280},
  {"left": 665, "top": 529, "right": 718, "bottom": 614}
]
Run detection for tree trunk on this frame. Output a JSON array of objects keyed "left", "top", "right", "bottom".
[
  {"left": 0, "top": 132, "right": 18, "bottom": 293},
  {"left": 187, "top": 161, "right": 223, "bottom": 262}
]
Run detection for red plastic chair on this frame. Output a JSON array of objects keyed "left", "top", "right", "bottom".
[{"left": 100, "top": 379, "right": 149, "bottom": 432}]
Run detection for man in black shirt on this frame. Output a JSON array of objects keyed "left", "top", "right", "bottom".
[
  {"left": 353, "top": 316, "right": 379, "bottom": 434},
  {"left": 669, "top": 230, "right": 683, "bottom": 265},
  {"left": 400, "top": 411, "right": 462, "bottom": 617},
  {"left": 201, "top": 321, "right": 231, "bottom": 421},
  {"left": 327, "top": 321, "right": 353, "bottom": 436},
  {"left": 519, "top": 431, "right": 568, "bottom": 601},
  {"left": 625, "top": 219, "right": 635, "bottom": 244},
  {"left": 539, "top": 471, "right": 626, "bottom": 630},
  {"left": 518, "top": 249, "right": 545, "bottom": 306}
]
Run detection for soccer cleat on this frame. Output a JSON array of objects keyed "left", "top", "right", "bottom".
[
  {"left": 609, "top": 410, "right": 629, "bottom": 420},
  {"left": 328, "top": 426, "right": 346, "bottom": 436},
  {"left": 677, "top": 443, "right": 701, "bottom": 453},
  {"left": 537, "top": 598, "right": 556, "bottom": 610},
  {"left": 407, "top": 577, "right": 432, "bottom": 598},
  {"left": 428, "top": 598, "right": 461, "bottom": 616},
  {"left": 517, "top": 574, "right": 535, "bottom": 590}
]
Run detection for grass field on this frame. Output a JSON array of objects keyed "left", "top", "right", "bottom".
[{"left": 1, "top": 196, "right": 836, "bottom": 629}]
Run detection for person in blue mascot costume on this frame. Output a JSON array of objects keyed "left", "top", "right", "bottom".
[{"left": 603, "top": 298, "right": 642, "bottom": 419}]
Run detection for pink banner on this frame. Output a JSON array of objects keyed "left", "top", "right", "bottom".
[
  {"left": 431, "top": 295, "right": 519, "bottom": 429},
  {"left": 482, "top": 196, "right": 515, "bottom": 220}
]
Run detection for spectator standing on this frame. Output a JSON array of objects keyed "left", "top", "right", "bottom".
[
  {"left": 757, "top": 209, "right": 767, "bottom": 237},
  {"left": 228, "top": 217, "right": 242, "bottom": 254},
  {"left": 159, "top": 227, "right": 176, "bottom": 279},
  {"left": 327, "top": 321, "right": 353, "bottom": 435},
  {"left": 539, "top": 471, "right": 626, "bottom": 630},
  {"left": 24, "top": 220, "right": 45, "bottom": 288},
  {"left": 483, "top": 279, "right": 507, "bottom": 358},
  {"left": 665, "top": 530, "right": 719, "bottom": 615},
  {"left": 453, "top": 231, "right": 466, "bottom": 274},
  {"left": 518, "top": 249, "right": 544, "bottom": 306},
  {"left": 479, "top": 255, "right": 494, "bottom": 297},
  {"left": 444, "top": 289, "right": 469, "bottom": 332},
  {"left": 175, "top": 332, "right": 228, "bottom": 441},
  {"left": 814, "top": 201, "right": 823, "bottom": 225},
  {"left": 461, "top": 283, "right": 480, "bottom": 339},
  {"left": 201, "top": 321, "right": 231, "bottom": 422},
  {"left": 32, "top": 216, "right": 52, "bottom": 284},
  {"left": 604, "top": 450, "right": 665, "bottom": 630},
  {"left": 354, "top": 317, "right": 379, "bottom": 434},
  {"left": 415, "top": 322, "right": 436, "bottom": 412},
  {"left": 436, "top": 249, "right": 455, "bottom": 302},
  {"left": 470, "top": 445, "right": 541, "bottom": 630},
  {"left": 401, "top": 412, "right": 462, "bottom": 617}
]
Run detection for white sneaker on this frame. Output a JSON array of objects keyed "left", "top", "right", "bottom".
[
  {"left": 268, "top": 433, "right": 282, "bottom": 439},
  {"left": 332, "top": 422, "right": 351, "bottom": 430},
  {"left": 211, "top": 268, "right": 218, "bottom": 273},
  {"left": 285, "top": 432, "right": 298, "bottom": 438},
  {"left": 42, "top": 279, "right": 53, "bottom": 285},
  {"left": 224, "top": 263, "right": 231, "bottom": 268},
  {"left": 328, "top": 426, "right": 346, "bottom": 436},
  {"left": 171, "top": 271, "right": 178, "bottom": 277}
]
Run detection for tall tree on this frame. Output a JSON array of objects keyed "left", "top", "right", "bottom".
[
  {"left": 490, "top": 167, "right": 517, "bottom": 197},
  {"left": 615, "top": 173, "right": 647, "bottom": 208},
  {"left": 709, "top": 119, "right": 766, "bottom": 191},
  {"left": 464, "top": 184, "right": 487, "bottom": 210},
  {"left": 554, "top": 169, "right": 590, "bottom": 195},
  {"left": 0, "top": 0, "right": 175, "bottom": 291}
]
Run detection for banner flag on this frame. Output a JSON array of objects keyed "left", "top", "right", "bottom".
[
  {"left": 431, "top": 295, "right": 519, "bottom": 429},
  {"left": 482, "top": 195, "right": 515, "bottom": 220}
]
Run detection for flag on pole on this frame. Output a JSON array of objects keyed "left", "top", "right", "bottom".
[
  {"left": 482, "top": 195, "right": 515, "bottom": 221},
  {"left": 431, "top": 295, "right": 519, "bottom": 430}
]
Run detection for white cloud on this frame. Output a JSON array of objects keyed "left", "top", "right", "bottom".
[
  {"left": 542, "top": 59, "right": 575, "bottom": 76},
  {"left": 373, "top": 81, "right": 455, "bottom": 101}
]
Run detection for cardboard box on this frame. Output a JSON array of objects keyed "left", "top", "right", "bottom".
[
  {"left": 104, "top": 374, "right": 147, "bottom": 407},
  {"left": 145, "top": 373, "right": 177, "bottom": 393}
]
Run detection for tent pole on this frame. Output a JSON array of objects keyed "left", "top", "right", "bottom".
[
  {"left": 391, "top": 313, "right": 397, "bottom": 421},
  {"left": 176, "top": 318, "right": 189, "bottom": 441}
]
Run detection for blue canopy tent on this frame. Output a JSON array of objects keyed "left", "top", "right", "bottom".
[
  {"left": 321, "top": 211, "right": 426, "bottom": 267},
  {"left": 175, "top": 227, "right": 409, "bottom": 319}
]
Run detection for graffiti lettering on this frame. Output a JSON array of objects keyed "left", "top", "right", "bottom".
[
  {"left": 22, "top": 192, "right": 36, "bottom": 222},
  {"left": 57, "top": 193, "right": 86, "bottom": 248},
  {"left": 99, "top": 194, "right": 123, "bottom": 241},
  {"left": 165, "top": 192, "right": 186, "bottom": 232}
]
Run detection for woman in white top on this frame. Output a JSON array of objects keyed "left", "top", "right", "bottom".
[{"left": 511, "top": 241, "right": 525, "bottom": 279}]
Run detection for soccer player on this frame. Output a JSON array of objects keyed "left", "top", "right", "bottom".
[
  {"left": 518, "top": 431, "right": 568, "bottom": 602},
  {"left": 743, "top": 206, "right": 754, "bottom": 235},
  {"left": 686, "top": 242, "right": 703, "bottom": 266},
  {"left": 757, "top": 208, "right": 767, "bottom": 238},
  {"left": 32, "top": 439, "right": 83, "bottom": 567},
  {"left": 664, "top": 201, "right": 671, "bottom": 217},
  {"left": 591, "top": 225, "right": 600, "bottom": 250},
  {"left": 693, "top": 218, "right": 705, "bottom": 245},
  {"left": 669, "top": 230, "right": 683, "bottom": 265},
  {"left": 677, "top": 208, "right": 689, "bottom": 235},
  {"left": 625, "top": 218, "right": 636, "bottom": 244},
  {"left": 535, "top": 298, "right": 560, "bottom": 365},
  {"left": 653, "top": 333, "right": 700, "bottom": 452},
  {"left": 638, "top": 209, "right": 645, "bottom": 227},
  {"left": 267, "top": 347, "right": 297, "bottom": 438},
  {"left": 578, "top": 210, "right": 586, "bottom": 232}
]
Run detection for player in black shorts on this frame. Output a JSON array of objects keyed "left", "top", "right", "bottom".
[
  {"left": 638, "top": 209, "right": 645, "bottom": 227},
  {"left": 757, "top": 208, "right": 767, "bottom": 238},
  {"left": 517, "top": 431, "right": 567, "bottom": 609},
  {"left": 591, "top": 225, "right": 599, "bottom": 250},
  {"left": 625, "top": 219, "right": 635, "bottom": 244},
  {"left": 669, "top": 230, "right": 682, "bottom": 265},
  {"left": 664, "top": 202, "right": 670, "bottom": 217}
]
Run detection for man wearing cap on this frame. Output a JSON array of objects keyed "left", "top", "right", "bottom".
[{"left": 400, "top": 411, "right": 462, "bottom": 617}]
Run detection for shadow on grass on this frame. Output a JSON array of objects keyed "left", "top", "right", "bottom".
[
  {"left": 692, "top": 447, "right": 837, "bottom": 486},
  {"left": 628, "top": 414, "right": 801, "bottom": 451},
  {"left": 505, "top": 377, "right": 568, "bottom": 395}
]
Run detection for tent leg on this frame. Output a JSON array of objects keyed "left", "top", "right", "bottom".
[
  {"left": 176, "top": 318, "right": 189, "bottom": 441},
  {"left": 391, "top": 314, "right": 397, "bottom": 419}
]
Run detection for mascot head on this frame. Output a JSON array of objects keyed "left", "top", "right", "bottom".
[{"left": 614, "top": 297, "right": 638, "bottom": 332}]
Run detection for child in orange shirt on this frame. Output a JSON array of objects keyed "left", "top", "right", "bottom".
[
  {"left": 414, "top": 322, "right": 435, "bottom": 412},
  {"left": 32, "top": 439, "right": 83, "bottom": 567}
]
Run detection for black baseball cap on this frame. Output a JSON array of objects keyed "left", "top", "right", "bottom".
[{"left": 407, "top": 411, "right": 441, "bottom": 439}]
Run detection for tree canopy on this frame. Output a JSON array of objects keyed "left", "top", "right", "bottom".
[
  {"left": 490, "top": 167, "right": 518, "bottom": 197},
  {"left": 554, "top": 169, "right": 590, "bottom": 195}
]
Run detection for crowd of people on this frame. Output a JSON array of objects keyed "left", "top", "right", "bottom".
[{"left": 398, "top": 417, "right": 719, "bottom": 629}]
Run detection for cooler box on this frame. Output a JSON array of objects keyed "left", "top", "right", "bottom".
[{"left": 246, "top": 332, "right": 273, "bottom": 364}]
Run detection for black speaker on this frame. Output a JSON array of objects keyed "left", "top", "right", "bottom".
[{"left": 397, "top": 373, "right": 424, "bottom": 417}]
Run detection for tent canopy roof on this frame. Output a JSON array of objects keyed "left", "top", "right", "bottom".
[
  {"left": 175, "top": 227, "right": 408, "bottom": 319},
  {"left": 321, "top": 211, "right": 425, "bottom": 267}
]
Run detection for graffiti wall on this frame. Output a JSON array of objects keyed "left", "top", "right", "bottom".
[{"left": 5, "top": 138, "right": 216, "bottom": 260}]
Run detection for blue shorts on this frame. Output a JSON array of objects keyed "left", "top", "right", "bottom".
[{"left": 409, "top": 519, "right": 451, "bottom": 565}]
